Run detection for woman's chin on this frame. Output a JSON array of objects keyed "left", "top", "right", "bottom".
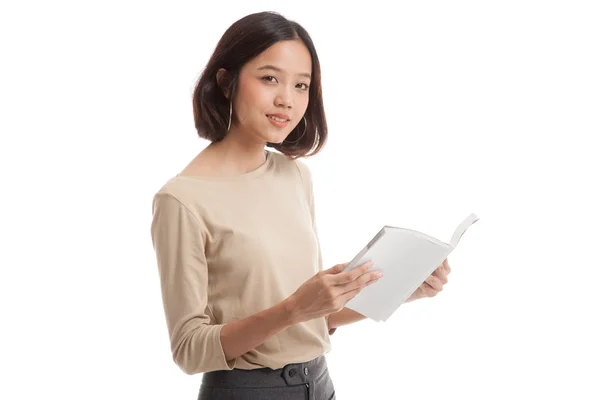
[{"left": 266, "top": 132, "right": 291, "bottom": 144}]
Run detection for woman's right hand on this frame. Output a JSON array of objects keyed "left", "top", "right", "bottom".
[{"left": 284, "top": 261, "right": 383, "bottom": 324}]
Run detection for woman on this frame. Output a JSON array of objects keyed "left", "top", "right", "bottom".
[{"left": 150, "top": 11, "right": 450, "bottom": 399}]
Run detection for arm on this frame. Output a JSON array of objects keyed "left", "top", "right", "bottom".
[
  {"left": 220, "top": 299, "right": 296, "bottom": 361},
  {"left": 152, "top": 192, "right": 298, "bottom": 375},
  {"left": 225, "top": 262, "right": 450, "bottom": 349}
]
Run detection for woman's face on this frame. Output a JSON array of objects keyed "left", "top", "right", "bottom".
[{"left": 230, "top": 40, "right": 312, "bottom": 144}]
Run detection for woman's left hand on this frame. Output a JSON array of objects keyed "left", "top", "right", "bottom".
[{"left": 406, "top": 258, "right": 451, "bottom": 303}]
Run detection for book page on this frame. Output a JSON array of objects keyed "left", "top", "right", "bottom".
[
  {"left": 344, "top": 232, "right": 451, "bottom": 321},
  {"left": 449, "top": 213, "right": 479, "bottom": 248},
  {"left": 342, "top": 213, "right": 479, "bottom": 322}
]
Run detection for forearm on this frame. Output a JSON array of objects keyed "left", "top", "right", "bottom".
[
  {"left": 220, "top": 300, "right": 296, "bottom": 361},
  {"left": 327, "top": 307, "right": 367, "bottom": 331}
]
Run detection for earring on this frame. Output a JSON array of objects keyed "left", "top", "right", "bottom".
[
  {"left": 287, "top": 116, "right": 307, "bottom": 144},
  {"left": 227, "top": 101, "right": 232, "bottom": 132}
]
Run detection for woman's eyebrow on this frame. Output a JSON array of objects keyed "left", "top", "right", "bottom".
[{"left": 257, "top": 64, "right": 311, "bottom": 79}]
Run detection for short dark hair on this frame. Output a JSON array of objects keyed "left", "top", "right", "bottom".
[{"left": 192, "top": 11, "right": 327, "bottom": 159}]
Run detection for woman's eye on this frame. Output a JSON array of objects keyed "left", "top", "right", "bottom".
[{"left": 262, "top": 76, "right": 308, "bottom": 91}]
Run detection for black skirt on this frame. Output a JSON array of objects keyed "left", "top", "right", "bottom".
[{"left": 198, "top": 354, "right": 336, "bottom": 400}]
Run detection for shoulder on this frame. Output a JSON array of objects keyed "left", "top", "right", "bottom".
[
  {"left": 275, "top": 152, "right": 312, "bottom": 184},
  {"left": 150, "top": 178, "right": 209, "bottom": 223},
  {"left": 278, "top": 154, "right": 314, "bottom": 201},
  {"left": 152, "top": 177, "right": 195, "bottom": 206},
  {"left": 263, "top": 150, "right": 312, "bottom": 188},
  {"left": 292, "top": 157, "right": 313, "bottom": 191}
]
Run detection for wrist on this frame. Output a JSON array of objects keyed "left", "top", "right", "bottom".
[{"left": 281, "top": 295, "right": 302, "bottom": 327}]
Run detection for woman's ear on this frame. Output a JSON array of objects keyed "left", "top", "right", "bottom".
[{"left": 216, "top": 68, "right": 231, "bottom": 99}]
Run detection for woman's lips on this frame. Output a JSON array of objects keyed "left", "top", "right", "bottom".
[{"left": 266, "top": 114, "right": 290, "bottom": 128}]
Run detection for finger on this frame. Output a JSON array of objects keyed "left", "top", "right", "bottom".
[
  {"left": 338, "top": 286, "right": 361, "bottom": 306},
  {"left": 413, "top": 283, "right": 434, "bottom": 299},
  {"left": 419, "top": 281, "right": 440, "bottom": 297},
  {"left": 330, "top": 261, "right": 374, "bottom": 285},
  {"left": 443, "top": 259, "right": 451, "bottom": 274},
  {"left": 432, "top": 267, "right": 449, "bottom": 284},
  {"left": 338, "top": 275, "right": 378, "bottom": 303},
  {"left": 424, "top": 284, "right": 440, "bottom": 297},
  {"left": 321, "top": 262, "right": 350, "bottom": 276},
  {"left": 339, "top": 270, "right": 379, "bottom": 294},
  {"left": 424, "top": 275, "right": 444, "bottom": 291}
]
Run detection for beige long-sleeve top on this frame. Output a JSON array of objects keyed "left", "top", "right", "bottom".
[{"left": 150, "top": 150, "right": 333, "bottom": 375}]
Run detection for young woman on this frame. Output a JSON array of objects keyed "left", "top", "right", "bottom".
[{"left": 150, "top": 11, "right": 451, "bottom": 399}]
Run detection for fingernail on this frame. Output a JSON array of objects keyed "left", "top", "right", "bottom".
[{"left": 375, "top": 271, "right": 383, "bottom": 278}]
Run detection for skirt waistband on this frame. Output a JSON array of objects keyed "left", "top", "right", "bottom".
[{"left": 201, "top": 355, "right": 328, "bottom": 388}]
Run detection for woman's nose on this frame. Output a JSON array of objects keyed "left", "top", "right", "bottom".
[{"left": 274, "top": 91, "right": 292, "bottom": 108}]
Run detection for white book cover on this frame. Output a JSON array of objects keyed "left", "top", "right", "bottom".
[{"left": 341, "top": 213, "right": 480, "bottom": 322}]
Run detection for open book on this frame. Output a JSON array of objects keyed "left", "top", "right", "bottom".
[{"left": 341, "top": 213, "right": 479, "bottom": 322}]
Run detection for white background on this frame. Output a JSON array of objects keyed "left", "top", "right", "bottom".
[{"left": 1, "top": 0, "right": 599, "bottom": 399}]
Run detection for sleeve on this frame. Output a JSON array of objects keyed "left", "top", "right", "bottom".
[
  {"left": 150, "top": 191, "right": 237, "bottom": 374},
  {"left": 295, "top": 160, "right": 337, "bottom": 336}
]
